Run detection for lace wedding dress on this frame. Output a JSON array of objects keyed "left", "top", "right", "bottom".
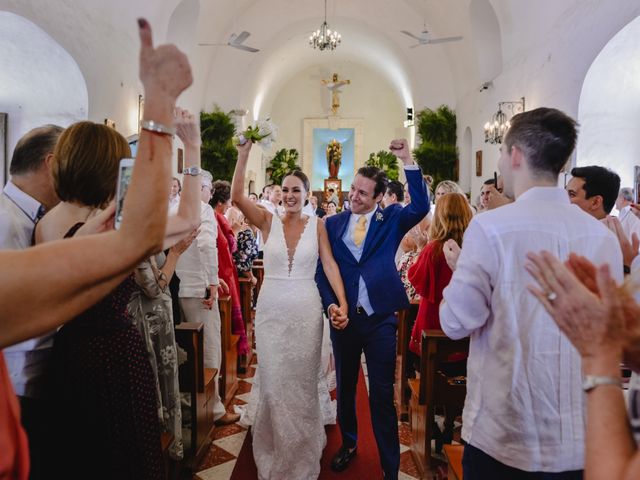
[{"left": 252, "top": 214, "right": 326, "bottom": 480}]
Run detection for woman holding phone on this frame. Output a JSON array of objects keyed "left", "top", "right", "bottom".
[{"left": 33, "top": 108, "right": 200, "bottom": 478}]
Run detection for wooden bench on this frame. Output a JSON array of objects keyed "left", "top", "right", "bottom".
[
  {"left": 238, "top": 277, "right": 255, "bottom": 373},
  {"left": 443, "top": 444, "right": 464, "bottom": 480},
  {"left": 409, "top": 330, "right": 469, "bottom": 477},
  {"left": 395, "top": 302, "right": 418, "bottom": 421},
  {"left": 174, "top": 322, "right": 218, "bottom": 471},
  {"left": 252, "top": 260, "right": 264, "bottom": 299},
  {"left": 218, "top": 295, "right": 239, "bottom": 406}
]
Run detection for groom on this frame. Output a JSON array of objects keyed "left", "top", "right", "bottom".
[{"left": 316, "top": 139, "right": 429, "bottom": 479}]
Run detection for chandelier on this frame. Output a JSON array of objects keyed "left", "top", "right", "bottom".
[
  {"left": 309, "top": 0, "right": 341, "bottom": 51},
  {"left": 484, "top": 97, "right": 525, "bottom": 144}
]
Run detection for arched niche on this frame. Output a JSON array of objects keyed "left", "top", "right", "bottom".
[
  {"left": 576, "top": 15, "right": 640, "bottom": 188},
  {"left": 0, "top": 11, "right": 87, "bottom": 180}
]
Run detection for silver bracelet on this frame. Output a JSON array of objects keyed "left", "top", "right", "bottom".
[
  {"left": 141, "top": 119, "right": 175, "bottom": 136},
  {"left": 582, "top": 375, "right": 620, "bottom": 393}
]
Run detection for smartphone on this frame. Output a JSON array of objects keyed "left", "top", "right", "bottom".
[{"left": 114, "top": 158, "right": 134, "bottom": 230}]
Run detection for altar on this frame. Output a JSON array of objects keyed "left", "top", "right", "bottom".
[{"left": 302, "top": 117, "right": 364, "bottom": 194}]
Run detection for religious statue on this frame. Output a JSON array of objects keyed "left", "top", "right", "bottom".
[
  {"left": 326, "top": 139, "right": 342, "bottom": 178},
  {"left": 322, "top": 73, "right": 351, "bottom": 115}
]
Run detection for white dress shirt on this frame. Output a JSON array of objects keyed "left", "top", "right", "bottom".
[
  {"left": 440, "top": 187, "right": 623, "bottom": 472},
  {"left": 342, "top": 208, "right": 377, "bottom": 315},
  {"left": 175, "top": 201, "right": 219, "bottom": 298},
  {"left": 619, "top": 205, "right": 640, "bottom": 244},
  {"left": 1, "top": 181, "right": 55, "bottom": 398}
]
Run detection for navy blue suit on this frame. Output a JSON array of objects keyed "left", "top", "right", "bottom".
[{"left": 316, "top": 168, "right": 429, "bottom": 478}]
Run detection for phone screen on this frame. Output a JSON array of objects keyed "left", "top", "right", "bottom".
[{"left": 115, "top": 158, "right": 134, "bottom": 230}]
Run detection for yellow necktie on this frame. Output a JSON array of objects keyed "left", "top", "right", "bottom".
[{"left": 353, "top": 215, "right": 367, "bottom": 247}]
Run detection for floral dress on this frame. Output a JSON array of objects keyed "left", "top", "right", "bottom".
[
  {"left": 128, "top": 253, "right": 183, "bottom": 460},
  {"left": 233, "top": 228, "right": 258, "bottom": 273}
]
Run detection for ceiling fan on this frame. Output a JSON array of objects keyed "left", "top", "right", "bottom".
[
  {"left": 401, "top": 30, "right": 463, "bottom": 48},
  {"left": 198, "top": 31, "right": 260, "bottom": 53}
]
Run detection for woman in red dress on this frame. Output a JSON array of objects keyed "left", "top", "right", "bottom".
[
  {"left": 408, "top": 193, "right": 473, "bottom": 355},
  {"left": 211, "top": 180, "right": 249, "bottom": 355}
]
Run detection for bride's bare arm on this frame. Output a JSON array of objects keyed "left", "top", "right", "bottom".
[
  {"left": 317, "top": 219, "right": 348, "bottom": 325},
  {"left": 231, "top": 141, "right": 271, "bottom": 237}
]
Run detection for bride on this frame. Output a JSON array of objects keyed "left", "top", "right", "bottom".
[{"left": 231, "top": 141, "right": 348, "bottom": 479}]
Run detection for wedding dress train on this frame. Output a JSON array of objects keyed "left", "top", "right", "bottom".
[{"left": 250, "top": 214, "right": 327, "bottom": 480}]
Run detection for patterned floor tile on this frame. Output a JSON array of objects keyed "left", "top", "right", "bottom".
[
  {"left": 198, "top": 444, "right": 237, "bottom": 469},
  {"left": 195, "top": 460, "right": 235, "bottom": 480},
  {"left": 398, "top": 472, "right": 420, "bottom": 480},
  {"left": 398, "top": 421, "right": 413, "bottom": 446},
  {"left": 399, "top": 449, "right": 422, "bottom": 478},
  {"left": 213, "top": 431, "right": 247, "bottom": 457},
  {"left": 234, "top": 392, "right": 252, "bottom": 403},
  {"left": 212, "top": 422, "right": 246, "bottom": 441}
]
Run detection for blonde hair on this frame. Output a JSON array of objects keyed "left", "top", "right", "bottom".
[
  {"left": 428, "top": 192, "right": 473, "bottom": 254},
  {"left": 52, "top": 121, "right": 130, "bottom": 208},
  {"left": 435, "top": 180, "right": 464, "bottom": 197}
]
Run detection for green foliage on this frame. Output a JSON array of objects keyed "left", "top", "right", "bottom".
[
  {"left": 267, "top": 148, "right": 299, "bottom": 185},
  {"left": 413, "top": 105, "right": 458, "bottom": 187},
  {"left": 200, "top": 107, "right": 237, "bottom": 181},
  {"left": 366, "top": 150, "right": 400, "bottom": 181}
]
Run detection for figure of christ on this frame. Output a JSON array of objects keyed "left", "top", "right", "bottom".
[{"left": 322, "top": 73, "right": 351, "bottom": 115}]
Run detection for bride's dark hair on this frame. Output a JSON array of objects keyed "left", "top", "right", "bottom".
[{"left": 283, "top": 169, "right": 310, "bottom": 193}]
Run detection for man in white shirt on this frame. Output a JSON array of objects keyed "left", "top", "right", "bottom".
[
  {"left": 1, "top": 124, "right": 63, "bottom": 478},
  {"left": 440, "top": 108, "right": 623, "bottom": 479},
  {"left": 616, "top": 187, "right": 640, "bottom": 242},
  {"left": 175, "top": 170, "right": 239, "bottom": 425}
]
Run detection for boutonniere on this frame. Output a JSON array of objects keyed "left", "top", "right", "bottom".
[{"left": 375, "top": 212, "right": 384, "bottom": 222}]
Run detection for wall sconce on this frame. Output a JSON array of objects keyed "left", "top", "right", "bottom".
[
  {"left": 137, "top": 94, "right": 144, "bottom": 132},
  {"left": 484, "top": 97, "right": 525, "bottom": 144}
]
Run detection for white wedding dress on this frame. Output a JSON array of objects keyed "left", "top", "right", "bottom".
[{"left": 251, "top": 214, "right": 327, "bottom": 480}]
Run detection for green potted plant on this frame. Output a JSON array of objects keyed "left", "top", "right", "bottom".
[
  {"left": 267, "top": 148, "right": 300, "bottom": 185},
  {"left": 200, "top": 106, "right": 237, "bottom": 181},
  {"left": 413, "top": 105, "right": 458, "bottom": 187},
  {"left": 365, "top": 150, "right": 400, "bottom": 181}
]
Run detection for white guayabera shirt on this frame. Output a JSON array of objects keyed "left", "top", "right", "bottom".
[{"left": 440, "top": 187, "right": 623, "bottom": 472}]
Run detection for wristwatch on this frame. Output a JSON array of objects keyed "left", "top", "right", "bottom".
[
  {"left": 182, "top": 166, "right": 202, "bottom": 176},
  {"left": 582, "top": 375, "right": 620, "bottom": 393}
]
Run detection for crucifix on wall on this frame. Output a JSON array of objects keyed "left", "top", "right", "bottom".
[{"left": 321, "top": 73, "right": 351, "bottom": 115}]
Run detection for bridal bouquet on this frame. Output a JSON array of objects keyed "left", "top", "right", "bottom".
[{"left": 233, "top": 118, "right": 278, "bottom": 151}]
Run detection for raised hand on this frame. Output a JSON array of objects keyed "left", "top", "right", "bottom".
[
  {"left": 389, "top": 138, "right": 413, "bottom": 165},
  {"left": 174, "top": 108, "right": 201, "bottom": 148},
  {"left": 138, "top": 19, "right": 192, "bottom": 101}
]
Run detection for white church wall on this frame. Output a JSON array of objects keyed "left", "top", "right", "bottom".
[
  {"left": 0, "top": 11, "right": 88, "bottom": 176},
  {"left": 453, "top": 1, "right": 640, "bottom": 201},
  {"left": 576, "top": 15, "right": 640, "bottom": 190},
  {"left": 257, "top": 62, "right": 406, "bottom": 193}
]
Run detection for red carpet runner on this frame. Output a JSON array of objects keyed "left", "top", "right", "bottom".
[{"left": 230, "top": 367, "right": 383, "bottom": 479}]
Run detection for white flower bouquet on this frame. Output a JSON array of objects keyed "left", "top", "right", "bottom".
[{"left": 234, "top": 118, "right": 278, "bottom": 151}]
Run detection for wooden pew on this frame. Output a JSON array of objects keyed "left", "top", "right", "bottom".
[
  {"left": 409, "top": 330, "right": 469, "bottom": 476},
  {"left": 238, "top": 277, "right": 255, "bottom": 373},
  {"left": 252, "top": 259, "right": 264, "bottom": 300},
  {"left": 443, "top": 444, "right": 464, "bottom": 480},
  {"left": 218, "top": 295, "right": 239, "bottom": 405},
  {"left": 395, "top": 302, "right": 418, "bottom": 421},
  {"left": 174, "top": 322, "right": 218, "bottom": 471}
]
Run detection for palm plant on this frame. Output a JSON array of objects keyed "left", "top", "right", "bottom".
[
  {"left": 200, "top": 106, "right": 237, "bottom": 181},
  {"left": 413, "top": 105, "right": 458, "bottom": 187}
]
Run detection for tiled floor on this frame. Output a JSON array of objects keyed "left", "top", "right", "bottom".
[{"left": 194, "top": 354, "right": 426, "bottom": 480}]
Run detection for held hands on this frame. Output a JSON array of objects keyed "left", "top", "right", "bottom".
[
  {"left": 174, "top": 108, "right": 201, "bottom": 148},
  {"left": 137, "top": 18, "right": 192, "bottom": 103},
  {"left": 329, "top": 304, "right": 349, "bottom": 330},
  {"left": 443, "top": 239, "right": 461, "bottom": 271},
  {"left": 389, "top": 138, "right": 413, "bottom": 165}
]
